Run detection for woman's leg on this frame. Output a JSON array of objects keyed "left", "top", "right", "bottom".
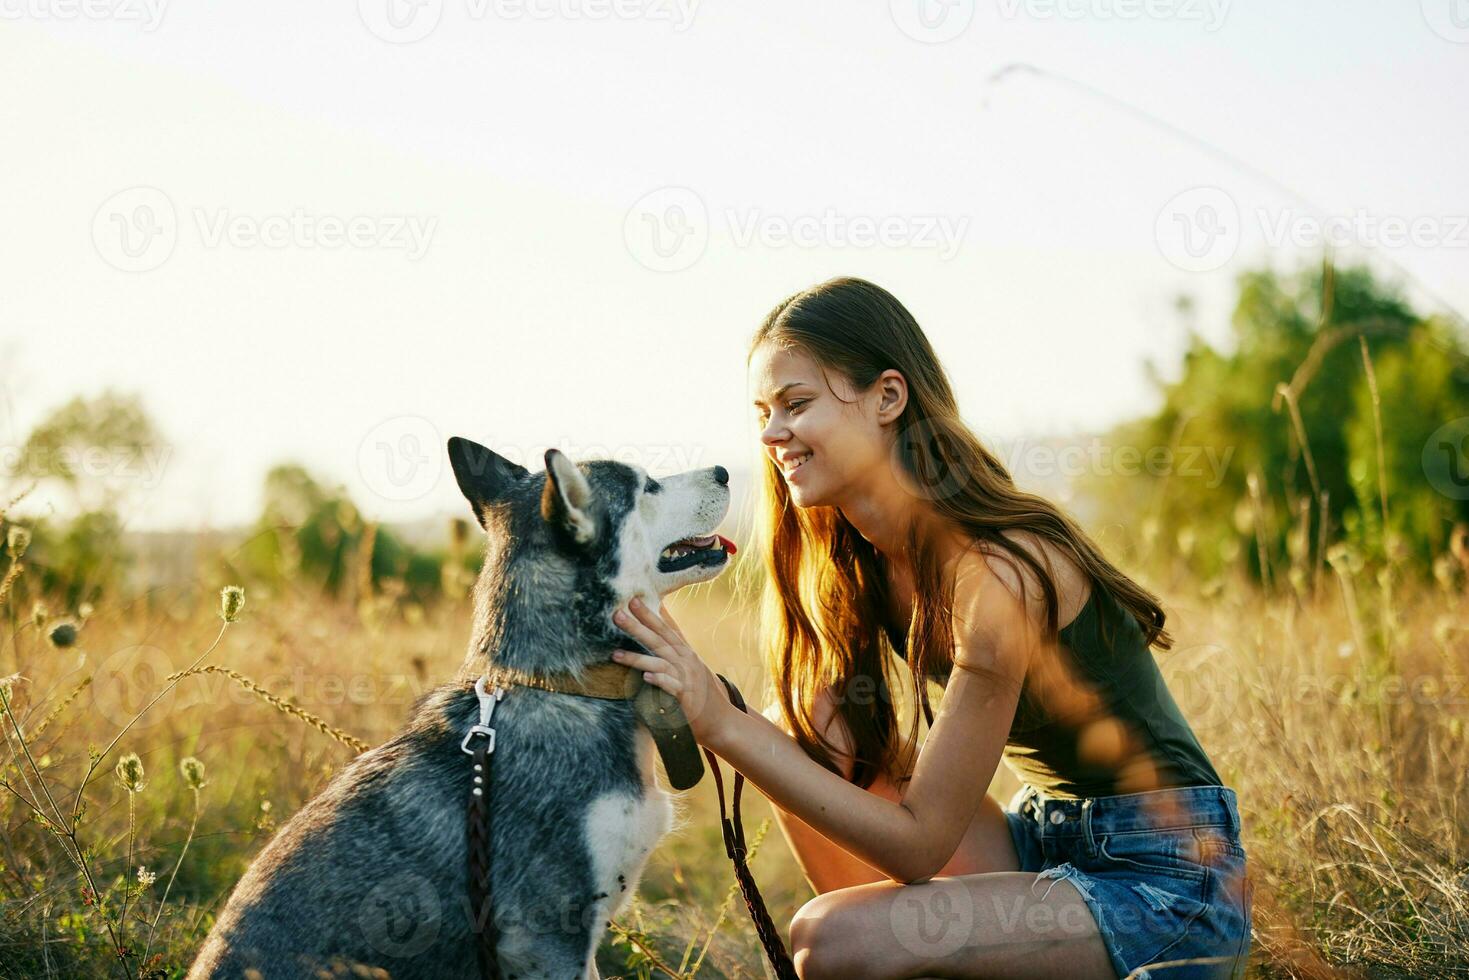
[
  {"left": 788, "top": 872, "right": 1116, "bottom": 980},
  {"left": 763, "top": 690, "right": 1021, "bottom": 896}
]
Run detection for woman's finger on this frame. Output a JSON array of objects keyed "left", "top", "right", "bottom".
[
  {"left": 613, "top": 607, "right": 672, "bottom": 653},
  {"left": 657, "top": 602, "right": 690, "bottom": 643},
  {"left": 610, "top": 649, "right": 666, "bottom": 673},
  {"left": 628, "top": 597, "right": 682, "bottom": 648},
  {"left": 642, "top": 670, "right": 683, "bottom": 694}
]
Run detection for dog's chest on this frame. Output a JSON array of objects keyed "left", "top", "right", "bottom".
[{"left": 580, "top": 727, "right": 673, "bottom": 912}]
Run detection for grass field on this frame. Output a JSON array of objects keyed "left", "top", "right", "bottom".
[{"left": 1, "top": 531, "right": 1466, "bottom": 978}]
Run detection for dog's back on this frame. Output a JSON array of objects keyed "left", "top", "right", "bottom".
[{"left": 189, "top": 683, "right": 670, "bottom": 979}]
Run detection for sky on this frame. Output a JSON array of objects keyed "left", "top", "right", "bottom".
[{"left": 1, "top": 0, "right": 1465, "bottom": 531}]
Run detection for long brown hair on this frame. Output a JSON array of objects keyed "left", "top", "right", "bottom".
[{"left": 749, "top": 276, "right": 1173, "bottom": 789}]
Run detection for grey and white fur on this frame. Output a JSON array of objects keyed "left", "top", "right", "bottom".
[{"left": 188, "top": 437, "right": 733, "bottom": 979}]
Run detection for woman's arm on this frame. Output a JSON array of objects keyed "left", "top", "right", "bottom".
[{"left": 612, "top": 553, "right": 1035, "bottom": 885}]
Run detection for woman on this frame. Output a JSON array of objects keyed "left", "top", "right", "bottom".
[{"left": 610, "top": 277, "right": 1251, "bottom": 979}]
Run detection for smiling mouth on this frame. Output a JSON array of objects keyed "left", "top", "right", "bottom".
[
  {"left": 657, "top": 533, "right": 738, "bottom": 573},
  {"left": 781, "top": 452, "right": 812, "bottom": 476}
]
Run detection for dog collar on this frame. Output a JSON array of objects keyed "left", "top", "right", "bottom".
[{"left": 478, "top": 662, "right": 706, "bottom": 790}]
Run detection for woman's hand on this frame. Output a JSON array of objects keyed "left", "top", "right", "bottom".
[{"left": 611, "top": 596, "right": 735, "bottom": 747}]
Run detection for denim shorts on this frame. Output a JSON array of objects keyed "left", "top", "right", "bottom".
[{"left": 1004, "top": 784, "right": 1253, "bottom": 979}]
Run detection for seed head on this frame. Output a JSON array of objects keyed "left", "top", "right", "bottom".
[
  {"left": 115, "top": 752, "right": 147, "bottom": 793},
  {"left": 48, "top": 621, "right": 79, "bottom": 649},
  {"left": 220, "top": 585, "right": 245, "bottom": 623},
  {"left": 6, "top": 525, "right": 30, "bottom": 558},
  {"left": 179, "top": 756, "right": 208, "bottom": 791}
]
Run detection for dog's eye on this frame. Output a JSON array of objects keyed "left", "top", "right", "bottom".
[{"left": 644, "top": 479, "right": 661, "bottom": 494}]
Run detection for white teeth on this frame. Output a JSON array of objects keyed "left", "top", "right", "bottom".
[
  {"left": 782, "top": 453, "right": 811, "bottom": 473},
  {"left": 660, "top": 534, "right": 720, "bottom": 561}
]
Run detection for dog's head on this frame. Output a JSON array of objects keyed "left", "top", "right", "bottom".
[{"left": 447, "top": 436, "right": 735, "bottom": 612}]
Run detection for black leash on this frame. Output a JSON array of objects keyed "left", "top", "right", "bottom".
[
  {"left": 464, "top": 673, "right": 798, "bottom": 980},
  {"left": 705, "top": 673, "right": 799, "bottom": 980}
]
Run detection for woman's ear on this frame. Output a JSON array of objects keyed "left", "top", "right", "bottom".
[{"left": 874, "top": 369, "right": 909, "bottom": 424}]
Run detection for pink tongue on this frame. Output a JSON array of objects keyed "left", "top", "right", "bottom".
[{"left": 716, "top": 534, "right": 738, "bottom": 555}]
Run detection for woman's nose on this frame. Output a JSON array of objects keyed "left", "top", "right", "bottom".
[{"left": 759, "top": 418, "right": 787, "bottom": 445}]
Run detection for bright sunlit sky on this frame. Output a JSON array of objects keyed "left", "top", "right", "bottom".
[{"left": 1, "top": 1, "right": 1466, "bottom": 530}]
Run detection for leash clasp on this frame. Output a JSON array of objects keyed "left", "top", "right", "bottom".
[{"left": 462, "top": 674, "right": 506, "bottom": 755}]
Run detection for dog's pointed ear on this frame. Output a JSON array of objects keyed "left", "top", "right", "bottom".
[
  {"left": 541, "top": 448, "right": 596, "bottom": 546},
  {"left": 447, "top": 437, "right": 529, "bottom": 528}
]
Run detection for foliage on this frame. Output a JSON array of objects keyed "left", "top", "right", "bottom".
[{"left": 1090, "top": 263, "right": 1469, "bottom": 582}]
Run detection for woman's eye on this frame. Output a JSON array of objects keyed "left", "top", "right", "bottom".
[{"left": 787, "top": 399, "right": 809, "bottom": 414}]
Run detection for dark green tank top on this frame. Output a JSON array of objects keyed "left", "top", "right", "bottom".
[{"left": 999, "top": 584, "right": 1222, "bottom": 799}]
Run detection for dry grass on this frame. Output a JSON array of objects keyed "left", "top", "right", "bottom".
[{"left": 0, "top": 532, "right": 1466, "bottom": 977}]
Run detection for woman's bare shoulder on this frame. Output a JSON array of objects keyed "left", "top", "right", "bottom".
[{"left": 960, "top": 528, "right": 1091, "bottom": 628}]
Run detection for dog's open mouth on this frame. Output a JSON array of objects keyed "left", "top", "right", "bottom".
[{"left": 657, "top": 533, "right": 738, "bottom": 573}]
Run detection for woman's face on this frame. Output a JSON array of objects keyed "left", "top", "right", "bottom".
[{"left": 749, "top": 344, "right": 895, "bottom": 508}]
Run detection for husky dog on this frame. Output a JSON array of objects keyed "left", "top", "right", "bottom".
[{"left": 189, "top": 437, "right": 734, "bottom": 979}]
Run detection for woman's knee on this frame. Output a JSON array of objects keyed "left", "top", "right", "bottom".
[{"left": 790, "top": 893, "right": 865, "bottom": 980}]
